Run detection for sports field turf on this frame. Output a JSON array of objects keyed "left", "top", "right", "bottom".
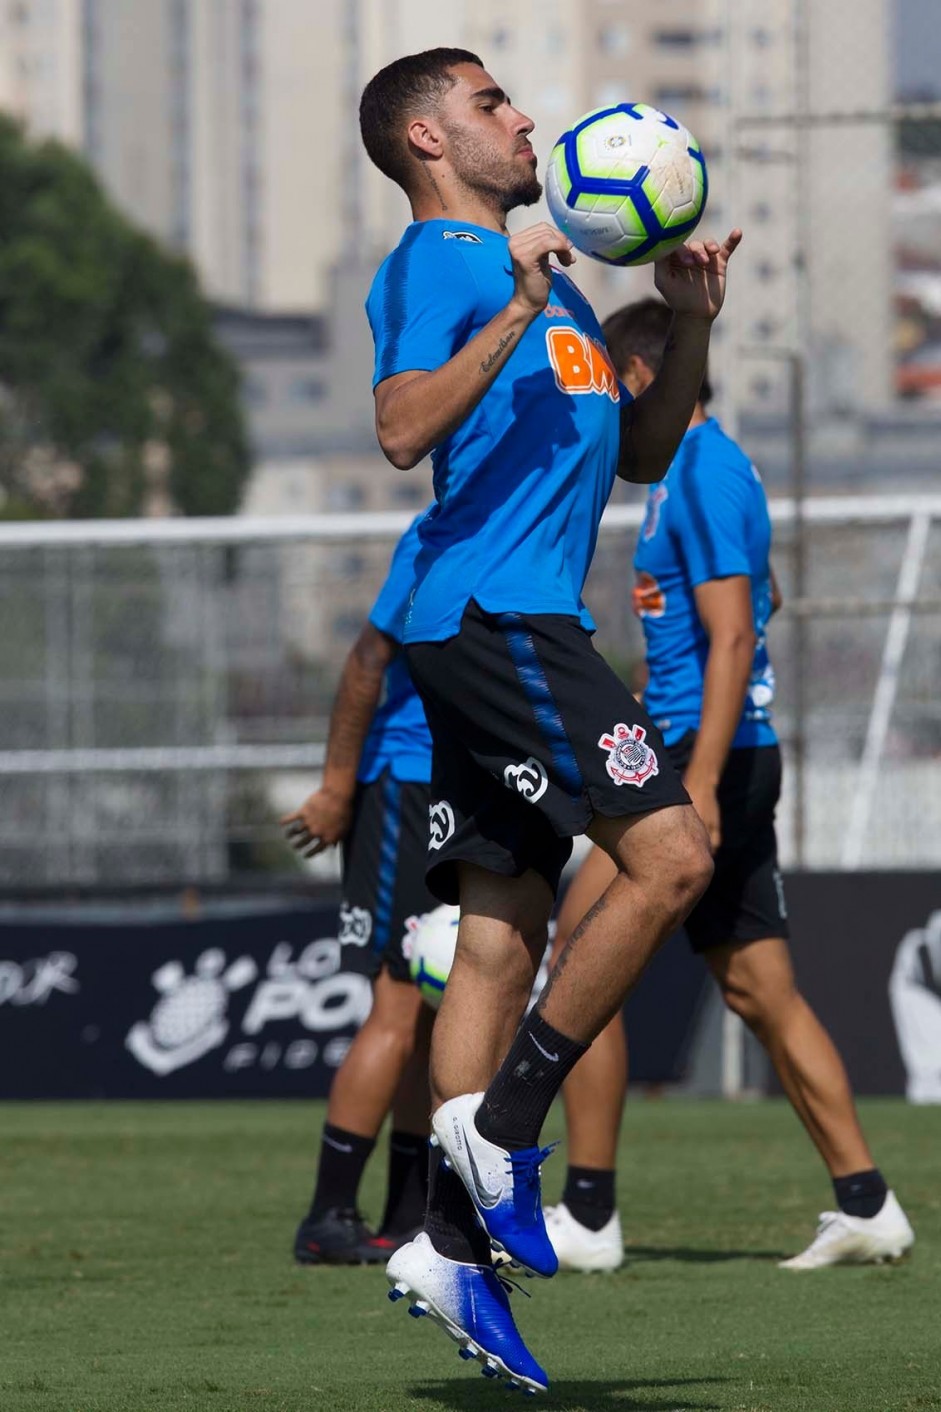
[{"left": 2, "top": 1099, "right": 939, "bottom": 1412}]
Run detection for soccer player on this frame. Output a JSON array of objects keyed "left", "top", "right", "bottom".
[
  {"left": 283, "top": 516, "right": 438, "bottom": 1265},
  {"left": 544, "top": 298, "right": 915, "bottom": 1275},
  {"left": 360, "top": 49, "right": 739, "bottom": 1391}
]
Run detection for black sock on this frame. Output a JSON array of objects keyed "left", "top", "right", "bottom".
[
  {"left": 833, "top": 1168, "right": 888, "bottom": 1219},
  {"left": 424, "top": 1144, "right": 492, "bottom": 1265},
  {"left": 475, "top": 1012, "right": 589, "bottom": 1151},
  {"left": 308, "top": 1123, "right": 375, "bottom": 1218},
  {"left": 379, "top": 1130, "right": 428, "bottom": 1236},
  {"left": 562, "top": 1165, "right": 616, "bottom": 1232}
]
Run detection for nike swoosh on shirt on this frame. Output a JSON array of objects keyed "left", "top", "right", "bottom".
[
  {"left": 466, "top": 1141, "right": 503, "bottom": 1210},
  {"left": 530, "top": 1033, "right": 559, "bottom": 1062}
]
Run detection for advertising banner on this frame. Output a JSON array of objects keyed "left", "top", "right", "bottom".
[
  {"left": 3, "top": 873, "right": 937, "bottom": 1100},
  {"left": 0, "top": 899, "right": 369, "bottom": 1099},
  {"left": 0, "top": 895, "right": 708, "bottom": 1099},
  {"left": 784, "top": 873, "right": 941, "bottom": 1101}
]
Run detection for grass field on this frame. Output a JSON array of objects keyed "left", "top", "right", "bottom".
[{"left": 2, "top": 1099, "right": 939, "bottom": 1412}]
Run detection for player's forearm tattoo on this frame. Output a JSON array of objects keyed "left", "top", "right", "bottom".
[
  {"left": 535, "top": 892, "right": 609, "bottom": 1014},
  {"left": 480, "top": 331, "right": 516, "bottom": 375}
]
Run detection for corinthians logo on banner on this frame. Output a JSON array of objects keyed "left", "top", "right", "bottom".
[{"left": 125, "top": 938, "right": 371, "bottom": 1077}]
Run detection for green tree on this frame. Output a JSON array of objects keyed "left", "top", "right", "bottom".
[{"left": 0, "top": 116, "right": 250, "bottom": 518}]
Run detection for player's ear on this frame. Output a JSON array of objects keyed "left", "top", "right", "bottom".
[{"left": 407, "top": 115, "right": 444, "bottom": 161}]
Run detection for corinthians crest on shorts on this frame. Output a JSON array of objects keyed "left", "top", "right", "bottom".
[{"left": 598, "top": 722, "right": 659, "bottom": 787}]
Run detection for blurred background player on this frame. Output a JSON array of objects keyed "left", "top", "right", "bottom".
[
  {"left": 361, "top": 47, "right": 740, "bottom": 1392},
  {"left": 545, "top": 298, "right": 915, "bottom": 1274},
  {"left": 283, "top": 516, "right": 437, "bottom": 1265}
]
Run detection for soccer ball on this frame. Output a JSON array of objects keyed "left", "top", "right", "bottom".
[
  {"left": 545, "top": 102, "right": 708, "bottom": 266},
  {"left": 406, "top": 904, "right": 459, "bottom": 1009}
]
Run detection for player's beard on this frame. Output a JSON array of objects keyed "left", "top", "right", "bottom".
[{"left": 444, "top": 124, "right": 542, "bottom": 213}]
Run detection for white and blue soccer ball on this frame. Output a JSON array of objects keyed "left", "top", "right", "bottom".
[
  {"left": 406, "top": 904, "right": 460, "bottom": 1010},
  {"left": 405, "top": 905, "right": 554, "bottom": 1013},
  {"left": 545, "top": 102, "right": 708, "bottom": 266}
]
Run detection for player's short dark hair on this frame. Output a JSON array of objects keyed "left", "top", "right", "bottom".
[
  {"left": 360, "top": 48, "right": 484, "bottom": 191},
  {"left": 603, "top": 297, "right": 712, "bottom": 405}
]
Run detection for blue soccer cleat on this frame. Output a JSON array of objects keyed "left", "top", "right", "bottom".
[
  {"left": 431, "top": 1093, "right": 559, "bottom": 1279},
  {"left": 386, "top": 1231, "right": 548, "bottom": 1394}
]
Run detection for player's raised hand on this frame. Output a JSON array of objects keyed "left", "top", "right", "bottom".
[
  {"left": 281, "top": 787, "right": 353, "bottom": 859},
  {"left": 508, "top": 222, "right": 576, "bottom": 315},
  {"left": 654, "top": 228, "right": 743, "bottom": 322}
]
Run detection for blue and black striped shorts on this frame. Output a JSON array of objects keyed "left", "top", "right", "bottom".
[{"left": 406, "top": 599, "right": 689, "bottom": 905}]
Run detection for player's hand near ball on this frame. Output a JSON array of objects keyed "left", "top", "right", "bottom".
[
  {"left": 507, "top": 222, "right": 576, "bottom": 317},
  {"left": 617, "top": 230, "right": 742, "bottom": 485},
  {"left": 654, "top": 229, "right": 743, "bottom": 322}
]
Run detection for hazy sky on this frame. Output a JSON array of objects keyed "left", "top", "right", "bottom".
[{"left": 896, "top": 0, "right": 941, "bottom": 97}]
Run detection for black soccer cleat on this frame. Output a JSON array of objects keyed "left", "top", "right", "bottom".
[
  {"left": 352, "top": 1224, "right": 424, "bottom": 1264},
  {"left": 294, "top": 1208, "right": 385, "bottom": 1266}
]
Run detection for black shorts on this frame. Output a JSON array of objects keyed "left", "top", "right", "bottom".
[
  {"left": 340, "top": 769, "right": 438, "bottom": 981},
  {"left": 669, "top": 733, "right": 789, "bottom": 952},
  {"left": 406, "top": 600, "right": 690, "bottom": 905}
]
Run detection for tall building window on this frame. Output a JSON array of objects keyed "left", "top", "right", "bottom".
[
  {"left": 598, "top": 23, "right": 631, "bottom": 56},
  {"left": 655, "top": 85, "right": 717, "bottom": 106},
  {"left": 653, "top": 30, "right": 696, "bottom": 48}
]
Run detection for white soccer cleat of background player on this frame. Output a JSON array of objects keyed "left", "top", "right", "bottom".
[
  {"left": 544, "top": 1202, "right": 624, "bottom": 1273},
  {"left": 386, "top": 1232, "right": 548, "bottom": 1394},
  {"left": 778, "top": 1191, "right": 914, "bottom": 1270}
]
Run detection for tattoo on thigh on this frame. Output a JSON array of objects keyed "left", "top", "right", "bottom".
[{"left": 536, "top": 892, "right": 609, "bottom": 1013}]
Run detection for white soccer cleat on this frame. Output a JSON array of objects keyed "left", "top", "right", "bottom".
[
  {"left": 778, "top": 1191, "right": 915, "bottom": 1270},
  {"left": 544, "top": 1202, "right": 624, "bottom": 1273},
  {"left": 386, "top": 1231, "right": 549, "bottom": 1394},
  {"left": 431, "top": 1093, "right": 559, "bottom": 1278}
]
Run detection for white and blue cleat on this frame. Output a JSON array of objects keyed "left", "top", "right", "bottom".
[
  {"left": 432, "top": 1093, "right": 559, "bottom": 1279},
  {"left": 386, "top": 1231, "right": 548, "bottom": 1394}
]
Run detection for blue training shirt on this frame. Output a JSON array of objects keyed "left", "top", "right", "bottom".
[
  {"left": 358, "top": 516, "right": 433, "bottom": 785},
  {"left": 633, "top": 418, "right": 777, "bottom": 749},
  {"left": 367, "top": 219, "right": 629, "bottom": 643}
]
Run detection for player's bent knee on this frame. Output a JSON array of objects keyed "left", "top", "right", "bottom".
[
  {"left": 721, "top": 977, "right": 794, "bottom": 1035},
  {"left": 453, "top": 933, "right": 538, "bottom": 998},
  {"left": 672, "top": 819, "right": 714, "bottom": 911}
]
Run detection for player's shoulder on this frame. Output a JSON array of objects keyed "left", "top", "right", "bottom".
[
  {"left": 368, "top": 222, "right": 482, "bottom": 309},
  {"left": 373, "top": 221, "right": 489, "bottom": 277},
  {"left": 676, "top": 418, "right": 758, "bottom": 488}
]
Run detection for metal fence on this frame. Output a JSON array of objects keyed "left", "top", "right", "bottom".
[{"left": 3, "top": 496, "right": 940, "bottom": 889}]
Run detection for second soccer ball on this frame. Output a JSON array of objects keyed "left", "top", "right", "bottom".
[{"left": 406, "top": 904, "right": 460, "bottom": 1010}]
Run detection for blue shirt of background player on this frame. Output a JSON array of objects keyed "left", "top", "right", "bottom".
[
  {"left": 367, "top": 219, "right": 630, "bottom": 644},
  {"left": 633, "top": 418, "right": 777, "bottom": 749},
  {"left": 358, "top": 515, "right": 433, "bottom": 785}
]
